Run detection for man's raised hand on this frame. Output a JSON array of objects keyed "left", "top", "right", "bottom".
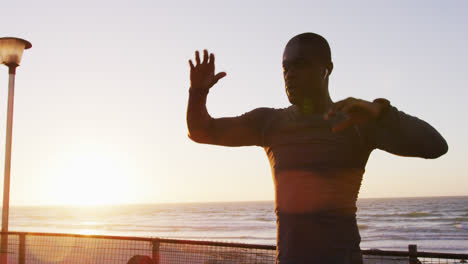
[
  {"left": 189, "top": 50, "right": 226, "bottom": 92},
  {"left": 324, "top": 97, "right": 388, "bottom": 133}
]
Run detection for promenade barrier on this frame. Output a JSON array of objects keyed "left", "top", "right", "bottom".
[{"left": 0, "top": 232, "right": 466, "bottom": 263}]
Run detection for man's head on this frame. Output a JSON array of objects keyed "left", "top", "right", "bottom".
[{"left": 283, "top": 33, "right": 334, "bottom": 106}]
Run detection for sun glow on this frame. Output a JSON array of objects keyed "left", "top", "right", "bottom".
[
  {"left": 78, "top": 229, "right": 98, "bottom": 235},
  {"left": 49, "top": 145, "right": 138, "bottom": 206}
]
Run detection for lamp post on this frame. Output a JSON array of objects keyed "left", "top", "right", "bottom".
[{"left": 0, "top": 37, "right": 31, "bottom": 263}]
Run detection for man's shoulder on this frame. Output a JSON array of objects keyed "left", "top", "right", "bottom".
[
  {"left": 240, "top": 106, "right": 290, "bottom": 124},
  {"left": 239, "top": 107, "right": 288, "bottom": 134},
  {"left": 245, "top": 106, "right": 290, "bottom": 117}
]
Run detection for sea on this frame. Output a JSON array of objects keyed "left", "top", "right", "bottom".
[{"left": 6, "top": 196, "right": 468, "bottom": 254}]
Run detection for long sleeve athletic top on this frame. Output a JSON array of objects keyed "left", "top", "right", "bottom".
[{"left": 186, "top": 88, "right": 448, "bottom": 263}]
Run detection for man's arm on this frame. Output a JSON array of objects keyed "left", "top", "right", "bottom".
[
  {"left": 325, "top": 97, "right": 448, "bottom": 159},
  {"left": 187, "top": 50, "right": 269, "bottom": 147},
  {"left": 363, "top": 102, "right": 448, "bottom": 159},
  {"left": 187, "top": 89, "right": 270, "bottom": 146}
]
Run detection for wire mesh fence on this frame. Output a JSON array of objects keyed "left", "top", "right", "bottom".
[{"left": 0, "top": 232, "right": 466, "bottom": 264}]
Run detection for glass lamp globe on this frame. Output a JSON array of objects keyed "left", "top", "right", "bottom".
[{"left": 0, "top": 37, "right": 32, "bottom": 67}]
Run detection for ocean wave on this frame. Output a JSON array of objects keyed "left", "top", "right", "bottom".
[
  {"left": 452, "top": 217, "right": 468, "bottom": 222},
  {"left": 454, "top": 223, "right": 468, "bottom": 230},
  {"left": 358, "top": 212, "right": 440, "bottom": 218},
  {"left": 255, "top": 217, "right": 275, "bottom": 222},
  {"left": 399, "top": 212, "right": 433, "bottom": 217}
]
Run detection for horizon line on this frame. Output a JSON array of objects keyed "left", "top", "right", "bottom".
[{"left": 9, "top": 195, "right": 468, "bottom": 207}]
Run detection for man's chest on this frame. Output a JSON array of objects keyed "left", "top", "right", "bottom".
[{"left": 263, "top": 115, "right": 369, "bottom": 170}]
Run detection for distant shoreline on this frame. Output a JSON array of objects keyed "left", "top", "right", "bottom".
[{"left": 8, "top": 195, "right": 468, "bottom": 208}]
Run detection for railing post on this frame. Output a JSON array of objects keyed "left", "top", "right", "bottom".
[
  {"left": 1, "top": 232, "right": 8, "bottom": 264},
  {"left": 18, "top": 233, "right": 25, "bottom": 264},
  {"left": 409, "top": 244, "right": 418, "bottom": 264},
  {"left": 152, "top": 239, "right": 160, "bottom": 264}
]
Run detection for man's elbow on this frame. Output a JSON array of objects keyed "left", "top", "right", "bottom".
[
  {"left": 424, "top": 138, "right": 448, "bottom": 159},
  {"left": 187, "top": 131, "right": 203, "bottom": 143},
  {"left": 187, "top": 129, "right": 213, "bottom": 144}
]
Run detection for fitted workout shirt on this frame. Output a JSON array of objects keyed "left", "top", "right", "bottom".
[{"left": 186, "top": 89, "right": 448, "bottom": 263}]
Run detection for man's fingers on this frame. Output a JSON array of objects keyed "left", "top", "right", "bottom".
[
  {"left": 214, "top": 72, "right": 227, "bottom": 83},
  {"left": 209, "top": 53, "right": 215, "bottom": 66},
  {"left": 325, "top": 100, "right": 348, "bottom": 119},
  {"left": 324, "top": 97, "right": 360, "bottom": 119},
  {"left": 189, "top": 60, "right": 195, "bottom": 70},
  {"left": 203, "top": 50, "right": 208, "bottom": 64},
  {"left": 341, "top": 102, "right": 359, "bottom": 114},
  {"left": 332, "top": 118, "right": 354, "bottom": 133},
  {"left": 195, "top": 51, "right": 201, "bottom": 65}
]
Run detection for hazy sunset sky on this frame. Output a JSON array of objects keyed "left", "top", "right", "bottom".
[{"left": 0, "top": 0, "right": 466, "bottom": 206}]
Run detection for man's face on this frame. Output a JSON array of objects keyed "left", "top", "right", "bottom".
[{"left": 282, "top": 42, "right": 326, "bottom": 105}]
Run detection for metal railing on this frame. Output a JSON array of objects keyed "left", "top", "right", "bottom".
[{"left": 0, "top": 231, "right": 466, "bottom": 263}]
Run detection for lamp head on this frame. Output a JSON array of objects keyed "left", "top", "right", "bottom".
[{"left": 0, "top": 37, "right": 32, "bottom": 68}]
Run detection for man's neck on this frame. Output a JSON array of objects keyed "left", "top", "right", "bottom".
[{"left": 296, "top": 95, "right": 333, "bottom": 115}]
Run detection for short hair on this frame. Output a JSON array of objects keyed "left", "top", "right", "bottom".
[{"left": 286, "top": 32, "right": 332, "bottom": 64}]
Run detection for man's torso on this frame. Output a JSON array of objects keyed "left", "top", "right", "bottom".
[{"left": 259, "top": 106, "right": 371, "bottom": 263}]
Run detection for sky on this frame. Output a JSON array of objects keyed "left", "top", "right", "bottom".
[{"left": 0, "top": 0, "right": 466, "bottom": 206}]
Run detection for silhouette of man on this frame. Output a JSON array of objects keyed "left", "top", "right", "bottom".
[{"left": 186, "top": 33, "right": 448, "bottom": 264}]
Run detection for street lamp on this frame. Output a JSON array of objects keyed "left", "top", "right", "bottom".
[{"left": 0, "top": 37, "right": 31, "bottom": 263}]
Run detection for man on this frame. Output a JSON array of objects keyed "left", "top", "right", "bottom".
[{"left": 186, "top": 33, "right": 448, "bottom": 264}]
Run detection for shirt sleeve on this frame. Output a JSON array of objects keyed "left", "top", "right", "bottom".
[
  {"left": 212, "top": 107, "right": 276, "bottom": 147},
  {"left": 359, "top": 105, "right": 448, "bottom": 159},
  {"left": 186, "top": 88, "right": 275, "bottom": 147}
]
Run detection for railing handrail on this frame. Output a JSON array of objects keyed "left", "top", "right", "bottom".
[
  {"left": 1, "top": 231, "right": 467, "bottom": 260},
  {"left": 361, "top": 249, "right": 468, "bottom": 260}
]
